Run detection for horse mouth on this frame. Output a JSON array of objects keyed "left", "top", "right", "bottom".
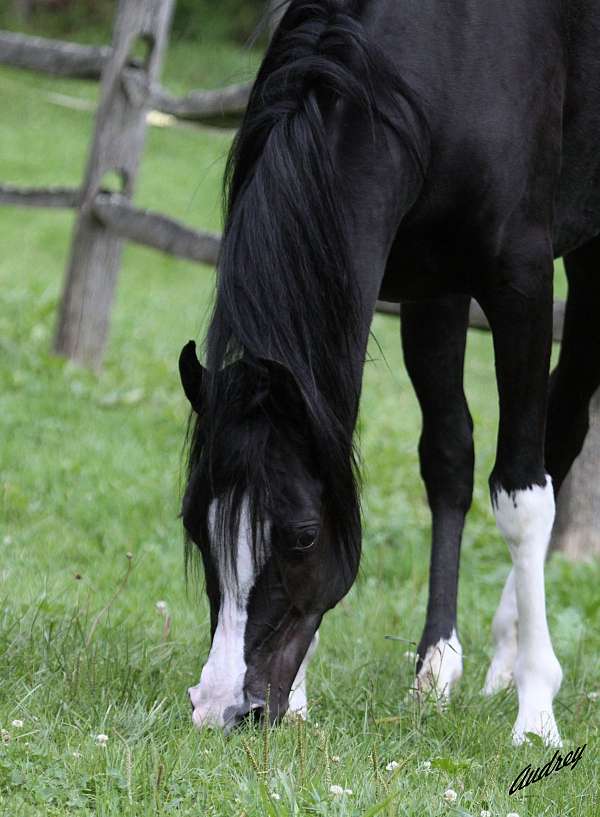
[{"left": 222, "top": 696, "right": 268, "bottom": 734}]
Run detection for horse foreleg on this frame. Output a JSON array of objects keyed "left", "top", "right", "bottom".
[
  {"left": 481, "top": 245, "right": 562, "bottom": 746},
  {"left": 401, "top": 295, "right": 473, "bottom": 700}
]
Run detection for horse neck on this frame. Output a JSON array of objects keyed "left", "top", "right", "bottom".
[{"left": 341, "top": 136, "right": 424, "bottom": 385}]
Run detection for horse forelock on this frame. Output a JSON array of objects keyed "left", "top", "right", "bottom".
[{"left": 185, "top": 375, "right": 362, "bottom": 593}]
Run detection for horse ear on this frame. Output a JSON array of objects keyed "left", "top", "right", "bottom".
[
  {"left": 258, "top": 358, "right": 288, "bottom": 378},
  {"left": 256, "top": 358, "right": 305, "bottom": 409},
  {"left": 179, "top": 340, "right": 206, "bottom": 413}
]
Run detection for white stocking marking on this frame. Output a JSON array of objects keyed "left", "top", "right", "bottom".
[
  {"left": 415, "top": 628, "right": 463, "bottom": 700},
  {"left": 483, "top": 568, "right": 518, "bottom": 695},
  {"left": 493, "top": 478, "right": 562, "bottom": 747}
]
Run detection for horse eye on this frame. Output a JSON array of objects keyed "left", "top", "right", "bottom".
[{"left": 294, "top": 528, "right": 318, "bottom": 551}]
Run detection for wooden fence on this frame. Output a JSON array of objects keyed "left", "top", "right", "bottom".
[
  {"left": 1, "top": 1, "right": 253, "bottom": 367},
  {"left": 1, "top": 0, "right": 597, "bottom": 556}
]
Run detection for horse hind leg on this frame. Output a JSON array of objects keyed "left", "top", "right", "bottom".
[
  {"left": 546, "top": 236, "right": 600, "bottom": 496},
  {"left": 482, "top": 567, "right": 518, "bottom": 695},
  {"left": 401, "top": 295, "right": 474, "bottom": 701}
]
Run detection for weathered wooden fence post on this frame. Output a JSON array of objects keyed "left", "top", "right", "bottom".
[
  {"left": 552, "top": 389, "right": 600, "bottom": 559},
  {"left": 53, "top": 0, "right": 174, "bottom": 369}
]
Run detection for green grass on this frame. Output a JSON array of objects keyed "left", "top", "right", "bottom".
[{"left": 0, "top": 32, "right": 598, "bottom": 817}]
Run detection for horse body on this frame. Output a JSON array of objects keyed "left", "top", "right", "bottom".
[
  {"left": 180, "top": 0, "right": 600, "bottom": 743},
  {"left": 373, "top": 0, "right": 600, "bottom": 303}
]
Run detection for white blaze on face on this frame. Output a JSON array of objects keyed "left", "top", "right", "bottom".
[
  {"left": 287, "top": 631, "right": 319, "bottom": 719},
  {"left": 189, "top": 497, "right": 319, "bottom": 729},
  {"left": 189, "top": 499, "right": 256, "bottom": 729}
]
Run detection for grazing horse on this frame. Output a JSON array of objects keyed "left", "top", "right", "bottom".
[{"left": 179, "top": 0, "right": 600, "bottom": 744}]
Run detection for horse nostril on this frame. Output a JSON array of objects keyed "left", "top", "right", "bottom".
[
  {"left": 223, "top": 708, "right": 247, "bottom": 735},
  {"left": 223, "top": 700, "right": 265, "bottom": 733}
]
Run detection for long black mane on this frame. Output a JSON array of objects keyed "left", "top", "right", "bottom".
[{"left": 185, "top": 0, "right": 422, "bottom": 583}]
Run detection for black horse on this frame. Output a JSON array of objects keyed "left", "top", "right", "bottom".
[{"left": 179, "top": 0, "right": 600, "bottom": 745}]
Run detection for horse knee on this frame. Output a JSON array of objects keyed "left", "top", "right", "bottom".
[
  {"left": 420, "top": 409, "right": 474, "bottom": 513},
  {"left": 491, "top": 475, "right": 555, "bottom": 559}
]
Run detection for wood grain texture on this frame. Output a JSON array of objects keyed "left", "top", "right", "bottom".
[
  {"left": 0, "top": 30, "right": 251, "bottom": 125},
  {"left": 92, "top": 193, "right": 221, "bottom": 266},
  {"left": 0, "top": 31, "right": 110, "bottom": 78},
  {"left": 0, "top": 184, "right": 80, "bottom": 208}
]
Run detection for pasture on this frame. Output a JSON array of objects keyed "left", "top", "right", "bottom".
[{"left": 1, "top": 32, "right": 599, "bottom": 817}]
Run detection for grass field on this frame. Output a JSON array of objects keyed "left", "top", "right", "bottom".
[{"left": 1, "top": 27, "right": 599, "bottom": 817}]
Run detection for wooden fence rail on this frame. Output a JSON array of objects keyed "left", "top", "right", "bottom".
[
  {"left": 130, "top": 76, "right": 251, "bottom": 124},
  {"left": 0, "top": 183, "right": 567, "bottom": 341},
  {"left": 0, "top": 183, "right": 220, "bottom": 266},
  {"left": 0, "top": 30, "right": 110, "bottom": 78},
  {"left": 92, "top": 193, "right": 221, "bottom": 265},
  {"left": 0, "top": 30, "right": 251, "bottom": 125},
  {"left": 0, "top": 184, "right": 80, "bottom": 208},
  {"left": 377, "top": 298, "right": 566, "bottom": 343}
]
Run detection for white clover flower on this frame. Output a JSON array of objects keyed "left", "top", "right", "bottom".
[
  {"left": 72, "top": 751, "right": 82, "bottom": 758},
  {"left": 331, "top": 754, "right": 341, "bottom": 763},
  {"left": 330, "top": 785, "right": 353, "bottom": 796},
  {"left": 11, "top": 719, "right": 23, "bottom": 728},
  {"left": 95, "top": 733, "right": 109, "bottom": 746},
  {"left": 443, "top": 788, "right": 458, "bottom": 803},
  {"left": 480, "top": 811, "right": 491, "bottom": 817},
  {"left": 270, "top": 792, "right": 281, "bottom": 801},
  {"left": 155, "top": 600, "right": 168, "bottom": 614},
  {"left": 386, "top": 760, "right": 400, "bottom": 771},
  {"left": 587, "top": 691, "right": 599, "bottom": 701},
  {"left": 418, "top": 760, "right": 432, "bottom": 772},
  {"left": 506, "top": 813, "right": 520, "bottom": 817}
]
